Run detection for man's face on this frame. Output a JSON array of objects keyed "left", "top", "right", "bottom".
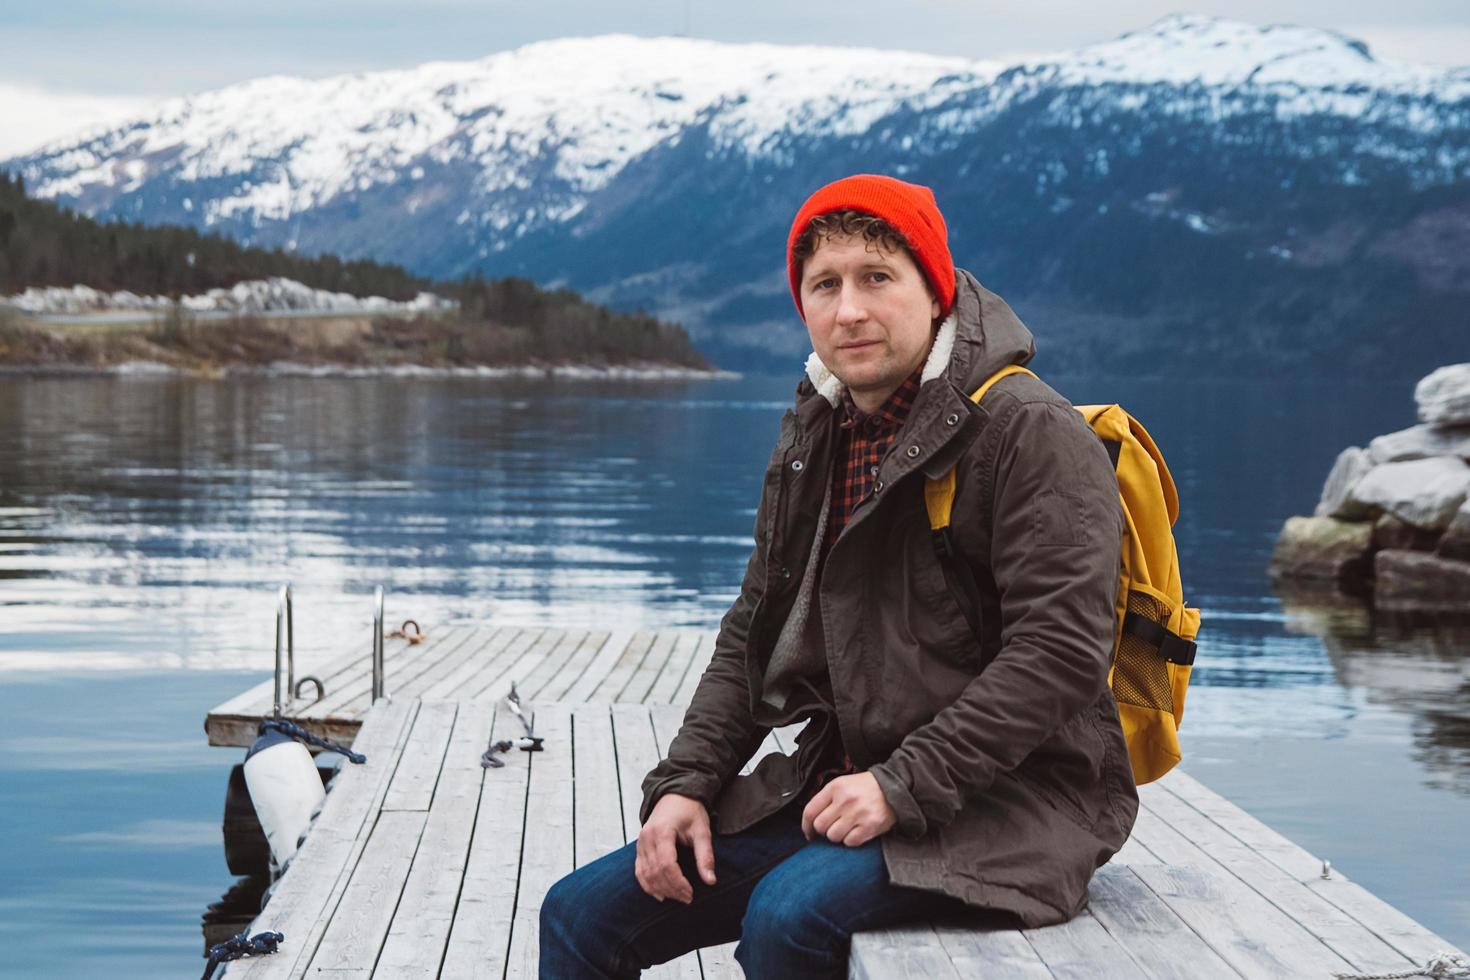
[{"left": 799, "top": 232, "right": 941, "bottom": 411}]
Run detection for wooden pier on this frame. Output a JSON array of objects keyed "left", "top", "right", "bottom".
[{"left": 210, "top": 626, "right": 1465, "bottom": 978}]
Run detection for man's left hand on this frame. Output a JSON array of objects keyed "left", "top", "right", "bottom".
[{"left": 801, "top": 772, "right": 897, "bottom": 846}]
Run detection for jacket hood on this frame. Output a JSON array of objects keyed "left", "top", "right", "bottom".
[{"left": 802, "top": 268, "right": 1036, "bottom": 405}]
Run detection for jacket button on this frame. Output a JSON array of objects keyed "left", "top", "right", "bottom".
[
  {"left": 873, "top": 480, "right": 884, "bottom": 493},
  {"left": 780, "top": 566, "right": 792, "bottom": 580},
  {"left": 946, "top": 413, "right": 960, "bottom": 426},
  {"left": 906, "top": 446, "right": 920, "bottom": 458},
  {"left": 790, "top": 459, "right": 804, "bottom": 472}
]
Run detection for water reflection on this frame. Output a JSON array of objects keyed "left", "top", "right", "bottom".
[
  {"left": 0, "top": 376, "right": 771, "bottom": 672},
  {"left": 1279, "top": 590, "right": 1470, "bottom": 795}
]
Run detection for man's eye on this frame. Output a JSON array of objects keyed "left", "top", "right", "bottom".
[
  {"left": 816, "top": 278, "right": 838, "bottom": 290},
  {"left": 869, "top": 272, "right": 890, "bottom": 283}
]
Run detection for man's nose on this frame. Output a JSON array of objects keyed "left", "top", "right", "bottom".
[{"left": 835, "top": 283, "right": 867, "bottom": 325}]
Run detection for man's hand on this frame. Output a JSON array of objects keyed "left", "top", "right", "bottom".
[
  {"left": 635, "top": 793, "right": 716, "bottom": 904},
  {"left": 801, "top": 772, "right": 897, "bottom": 847}
]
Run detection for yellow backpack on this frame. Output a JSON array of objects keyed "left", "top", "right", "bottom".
[{"left": 923, "top": 365, "right": 1200, "bottom": 785}]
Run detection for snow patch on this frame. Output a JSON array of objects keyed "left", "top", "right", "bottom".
[{"left": 6, "top": 278, "right": 456, "bottom": 316}]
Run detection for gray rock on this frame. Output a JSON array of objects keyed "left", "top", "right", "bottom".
[
  {"left": 1374, "top": 549, "right": 1470, "bottom": 609},
  {"left": 1373, "top": 513, "right": 1443, "bottom": 552},
  {"left": 1367, "top": 423, "right": 1470, "bottom": 464},
  {"left": 1314, "top": 446, "right": 1375, "bottom": 518},
  {"left": 1346, "top": 456, "right": 1470, "bottom": 531},
  {"left": 1269, "top": 516, "right": 1373, "bottom": 590},
  {"left": 1438, "top": 500, "right": 1470, "bottom": 562},
  {"left": 1415, "top": 363, "right": 1470, "bottom": 427}
]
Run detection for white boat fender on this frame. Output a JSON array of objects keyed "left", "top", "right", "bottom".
[{"left": 243, "top": 720, "right": 366, "bottom": 871}]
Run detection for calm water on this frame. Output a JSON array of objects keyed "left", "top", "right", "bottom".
[{"left": 0, "top": 373, "right": 1466, "bottom": 976}]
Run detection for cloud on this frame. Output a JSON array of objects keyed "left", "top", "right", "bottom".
[{"left": 0, "top": 83, "right": 153, "bottom": 160}]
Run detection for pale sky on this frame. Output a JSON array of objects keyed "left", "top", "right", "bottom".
[{"left": 1, "top": 1, "right": 1467, "bottom": 158}]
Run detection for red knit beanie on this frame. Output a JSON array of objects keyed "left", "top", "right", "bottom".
[{"left": 786, "top": 173, "right": 956, "bottom": 321}]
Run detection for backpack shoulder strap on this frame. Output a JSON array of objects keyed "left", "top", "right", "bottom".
[{"left": 924, "top": 364, "right": 1038, "bottom": 535}]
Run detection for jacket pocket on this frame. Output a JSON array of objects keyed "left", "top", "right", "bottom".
[{"left": 896, "top": 506, "right": 983, "bottom": 669}]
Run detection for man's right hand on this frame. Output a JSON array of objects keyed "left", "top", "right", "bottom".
[{"left": 635, "top": 793, "right": 717, "bottom": 904}]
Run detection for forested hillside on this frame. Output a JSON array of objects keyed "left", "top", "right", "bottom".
[
  {"left": 0, "top": 171, "right": 429, "bottom": 299},
  {"left": 0, "top": 171, "right": 711, "bottom": 372}
]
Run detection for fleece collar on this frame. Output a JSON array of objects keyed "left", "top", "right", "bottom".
[{"left": 802, "top": 314, "right": 958, "bottom": 408}]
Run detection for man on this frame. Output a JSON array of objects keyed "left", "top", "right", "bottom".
[{"left": 540, "top": 174, "right": 1137, "bottom": 978}]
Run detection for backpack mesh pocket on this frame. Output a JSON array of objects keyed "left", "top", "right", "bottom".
[{"left": 1112, "top": 591, "right": 1174, "bottom": 713}]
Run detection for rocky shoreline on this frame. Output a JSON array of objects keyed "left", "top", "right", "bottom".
[{"left": 1270, "top": 364, "right": 1470, "bottom": 610}]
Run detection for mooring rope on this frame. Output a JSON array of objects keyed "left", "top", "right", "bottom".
[
  {"left": 200, "top": 929, "right": 284, "bottom": 980},
  {"left": 384, "top": 619, "right": 428, "bottom": 644},
  {"left": 259, "top": 719, "right": 367, "bottom": 764},
  {"left": 1334, "top": 952, "right": 1470, "bottom": 979}
]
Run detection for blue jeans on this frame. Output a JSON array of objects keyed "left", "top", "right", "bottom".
[{"left": 538, "top": 797, "right": 972, "bottom": 979}]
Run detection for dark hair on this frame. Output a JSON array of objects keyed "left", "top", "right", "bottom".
[{"left": 791, "top": 210, "right": 916, "bottom": 276}]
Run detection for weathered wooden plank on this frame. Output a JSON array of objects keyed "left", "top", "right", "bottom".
[
  {"left": 671, "top": 633, "right": 716, "bottom": 706},
  {"left": 585, "top": 632, "right": 656, "bottom": 705},
  {"left": 305, "top": 809, "right": 429, "bottom": 973},
  {"left": 931, "top": 917, "right": 1054, "bottom": 979},
  {"left": 514, "top": 629, "right": 592, "bottom": 703},
  {"left": 649, "top": 705, "right": 693, "bottom": 757},
  {"left": 222, "top": 699, "right": 419, "bottom": 978},
  {"left": 361, "top": 628, "right": 488, "bottom": 705},
  {"left": 611, "top": 703, "right": 662, "bottom": 841},
  {"left": 374, "top": 702, "right": 493, "bottom": 978},
  {"left": 205, "top": 633, "right": 421, "bottom": 746},
  {"left": 1085, "top": 864, "right": 1241, "bottom": 979},
  {"left": 295, "top": 626, "right": 467, "bottom": 718},
  {"left": 1142, "top": 779, "right": 1415, "bottom": 973},
  {"left": 574, "top": 705, "right": 627, "bottom": 868},
  {"left": 298, "top": 627, "right": 472, "bottom": 721},
  {"left": 647, "top": 947, "right": 705, "bottom": 978},
  {"left": 699, "top": 942, "right": 743, "bottom": 980},
  {"left": 207, "top": 707, "right": 363, "bottom": 751},
  {"left": 557, "top": 628, "right": 638, "bottom": 704},
  {"left": 850, "top": 926, "right": 965, "bottom": 980},
  {"left": 1021, "top": 907, "right": 1148, "bottom": 978},
  {"left": 532, "top": 629, "right": 614, "bottom": 703},
  {"left": 414, "top": 625, "right": 527, "bottom": 703},
  {"left": 1110, "top": 828, "right": 1163, "bottom": 867},
  {"left": 381, "top": 700, "right": 458, "bottom": 813},
  {"left": 390, "top": 626, "right": 504, "bottom": 700},
  {"left": 438, "top": 703, "right": 532, "bottom": 979},
  {"left": 771, "top": 722, "right": 804, "bottom": 755},
  {"left": 467, "top": 628, "right": 569, "bottom": 703},
  {"left": 621, "top": 630, "right": 681, "bottom": 704},
  {"left": 206, "top": 627, "right": 417, "bottom": 722},
  {"left": 1128, "top": 854, "right": 1357, "bottom": 977},
  {"left": 1163, "top": 769, "right": 1465, "bottom": 964},
  {"left": 504, "top": 705, "right": 575, "bottom": 980},
  {"left": 647, "top": 631, "right": 704, "bottom": 705}
]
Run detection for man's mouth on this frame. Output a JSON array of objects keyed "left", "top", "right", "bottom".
[{"left": 840, "top": 341, "right": 879, "bottom": 350}]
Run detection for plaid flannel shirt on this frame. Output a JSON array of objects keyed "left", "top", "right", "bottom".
[{"left": 828, "top": 366, "right": 923, "bottom": 539}]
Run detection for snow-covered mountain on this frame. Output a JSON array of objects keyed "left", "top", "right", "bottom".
[{"left": 8, "top": 14, "right": 1469, "bottom": 375}]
